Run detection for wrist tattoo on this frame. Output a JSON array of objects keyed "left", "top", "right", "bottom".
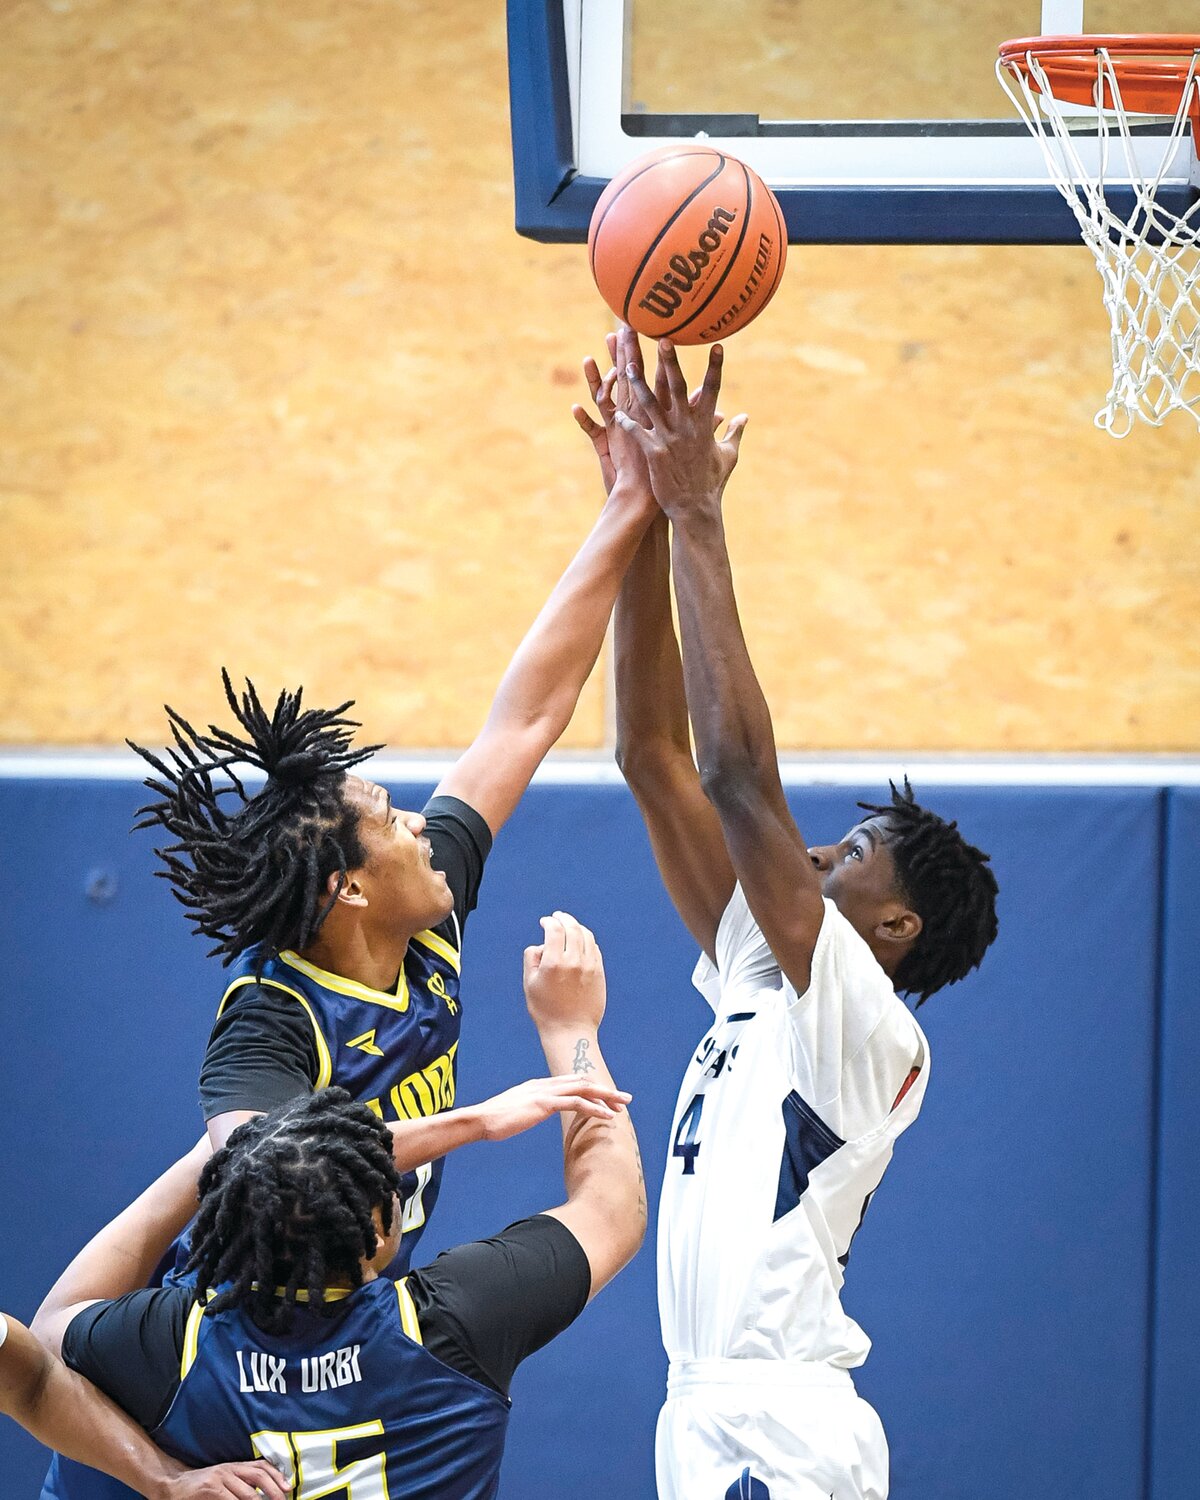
[{"left": 572, "top": 1038, "right": 596, "bottom": 1075}]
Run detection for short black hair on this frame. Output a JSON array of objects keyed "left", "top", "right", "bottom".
[
  {"left": 128, "top": 670, "right": 382, "bottom": 965},
  {"left": 858, "top": 779, "right": 999, "bottom": 1005},
  {"left": 188, "top": 1088, "right": 400, "bottom": 1334}
]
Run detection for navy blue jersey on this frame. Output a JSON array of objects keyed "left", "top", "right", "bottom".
[
  {"left": 154, "top": 932, "right": 464, "bottom": 1301},
  {"left": 157, "top": 1279, "right": 508, "bottom": 1500},
  {"left": 216, "top": 931, "right": 463, "bottom": 1270},
  {"left": 47, "top": 1217, "right": 590, "bottom": 1500},
  {"left": 42, "top": 796, "right": 491, "bottom": 1500}
]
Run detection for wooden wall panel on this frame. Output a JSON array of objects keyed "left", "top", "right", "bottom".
[
  {"left": 2, "top": 0, "right": 1198, "bottom": 750},
  {"left": 0, "top": 0, "right": 614, "bottom": 749}
]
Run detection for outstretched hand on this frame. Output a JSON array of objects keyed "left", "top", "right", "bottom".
[
  {"left": 613, "top": 338, "right": 748, "bottom": 519},
  {"left": 165, "top": 1459, "right": 291, "bottom": 1500},
  {"left": 572, "top": 326, "right": 654, "bottom": 497},
  {"left": 473, "top": 1074, "right": 631, "bottom": 1142}
]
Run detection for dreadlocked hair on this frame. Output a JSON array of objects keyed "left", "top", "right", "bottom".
[
  {"left": 858, "top": 778, "right": 999, "bottom": 1006},
  {"left": 128, "top": 669, "right": 383, "bottom": 966},
  {"left": 188, "top": 1088, "right": 401, "bottom": 1334}
]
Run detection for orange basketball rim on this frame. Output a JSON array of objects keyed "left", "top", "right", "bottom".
[{"left": 998, "top": 35, "right": 1200, "bottom": 127}]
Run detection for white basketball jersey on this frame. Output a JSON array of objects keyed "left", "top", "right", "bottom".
[{"left": 658, "top": 886, "right": 930, "bottom": 1368}]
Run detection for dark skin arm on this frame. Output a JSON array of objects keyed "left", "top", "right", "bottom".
[
  {"left": 575, "top": 327, "right": 735, "bottom": 960},
  {"left": 614, "top": 338, "right": 826, "bottom": 994},
  {"left": 0, "top": 1315, "right": 289, "bottom": 1500}
]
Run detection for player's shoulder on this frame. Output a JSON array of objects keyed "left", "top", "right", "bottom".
[
  {"left": 813, "top": 898, "right": 895, "bottom": 987},
  {"left": 65, "top": 1285, "right": 194, "bottom": 1364},
  {"left": 215, "top": 966, "right": 313, "bottom": 1020},
  {"left": 784, "top": 898, "right": 902, "bottom": 1033},
  {"left": 422, "top": 794, "right": 493, "bottom": 858}
]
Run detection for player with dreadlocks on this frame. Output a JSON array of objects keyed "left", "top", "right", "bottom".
[
  {"left": 43, "top": 383, "right": 659, "bottom": 1500},
  {"left": 32, "top": 912, "right": 645, "bottom": 1497},
  {"left": 575, "top": 327, "right": 999, "bottom": 1500}
]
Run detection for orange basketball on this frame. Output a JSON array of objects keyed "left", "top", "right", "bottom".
[{"left": 588, "top": 145, "right": 787, "bottom": 344}]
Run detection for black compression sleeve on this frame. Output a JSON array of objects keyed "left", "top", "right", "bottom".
[
  {"left": 422, "top": 795, "right": 492, "bottom": 938},
  {"left": 61, "top": 1289, "right": 193, "bottom": 1431},
  {"left": 405, "top": 1215, "right": 591, "bottom": 1397},
  {"left": 198, "top": 984, "right": 319, "bottom": 1119}
]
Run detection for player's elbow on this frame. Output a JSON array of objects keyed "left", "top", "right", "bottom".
[
  {"left": 698, "top": 752, "right": 770, "bottom": 813},
  {"left": 598, "top": 1173, "right": 648, "bottom": 1267},
  {"left": 622, "top": 1179, "right": 649, "bottom": 1257},
  {"left": 615, "top": 731, "right": 685, "bottom": 789},
  {"left": 27, "top": 1303, "right": 61, "bottom": 1360},
  {"left": 590, "top": 1198, "right": 647, "bottom": 1292},
  {"left": 0, "top": 1323, "right": 53, "bottom": 1427}
]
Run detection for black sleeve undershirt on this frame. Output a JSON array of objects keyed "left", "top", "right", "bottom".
[
  {"left": 421, "top": 794, "right": 492, "bottom": 939},
  {"left": 61, "top": 1287, "right": 192, "bottom": 1431},
  {"left": 61, "top": 1217, "right": 591, "bottom": 1428},
  {"left": 406, "top": 1214, "right": 592, "bottom": 1397},
  {"left": 198, "top": 984, "right": 319, "bottom": 1121}
]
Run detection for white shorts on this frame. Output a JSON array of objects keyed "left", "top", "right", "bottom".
[{"left": 655, "top": 1359, "right": 889, "bottom": 1500}]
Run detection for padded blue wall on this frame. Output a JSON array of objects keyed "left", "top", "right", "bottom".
[
  {"left": 0, "top": 778, "right": 1186, "bottom": 1498},
  {"left": 1150, "top": 788, "right": 1200, "bottom": 1500}
]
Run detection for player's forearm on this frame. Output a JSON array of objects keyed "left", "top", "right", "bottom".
[
  {"left": 482, "top": 483, "right": 655, "bottom": 741},
  {"left": 613, "top": 513, "right": 693, "bottom": 773},
  {"left": 536, "top": 1024, "right": 645, "bottom": 1232},
  {"left": 669, "top": 508, "right": 784, "bottom": 797},
  {"left": 34, "top": 1143, "right": 209, "bottom": 1348},
  {"left": 387, "top": 1110, "right": 486, "bottom": 1172},
  {"left": 2, "top": 1316, "right": 186, "bottom": 1499}
]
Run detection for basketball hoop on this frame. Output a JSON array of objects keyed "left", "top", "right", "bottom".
[{"left": 997, "top": 35, "right": 1200, "bottom": 436}]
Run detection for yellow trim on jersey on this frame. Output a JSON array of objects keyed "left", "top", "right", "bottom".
[
  {"left": 412, "top": 927, "right": 461, "bottom": 973},
  {"left": 396, "top": 1278, "right": 423, "bottom": 1344},
  {"left": 215, "top": 974, "right": 333, "bottom": 1090},
  {"left": 180, "top": 1300, "right": 207, "bottom": 1380},
  {"left": 278, "top": 950, "right": 411, "bottom": 1014},
  {"left": 216, "top": 973, "right": 256, "bottom": 1022}
]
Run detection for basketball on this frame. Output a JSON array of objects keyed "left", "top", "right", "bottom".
[{"left": 588, "top": 145, "right": 787, "bottom": 344}]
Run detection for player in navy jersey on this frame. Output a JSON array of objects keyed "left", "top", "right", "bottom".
[
  {"left": 124, "top": 435, "right": 658, "bottom": 1239},
  {"left": 43, "top": 359, "right": 660, "bottom": 1500},
  {"left": 32, "top": 913, "right": 645, "bottom": 1500},
  {"left": 0, "top": 1312, "right": 286, "bottom": 1498}
]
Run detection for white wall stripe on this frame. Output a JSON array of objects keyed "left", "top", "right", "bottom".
[{"left": 2, "top": 750, "right": 1198, "bottom": 787}]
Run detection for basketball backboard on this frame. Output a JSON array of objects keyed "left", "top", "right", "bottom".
[{"left": 508, "top": 0, "right": 1200, "bottom": 243}]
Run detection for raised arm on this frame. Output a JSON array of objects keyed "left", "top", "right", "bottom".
[
  {"left": 615, "top": 340, "right": 826, "bottom": 993},
  {"left": 614, "top": 517, "right": 734, "bottom": 959},
  {"left": 523, "top": 912, "right": 646, "bottom": 1297},
  {"left": 433, "top": 374, "right": 657, "bottom": 835},
  {"left": 590, "top": 328, "right": 735, "bottom": 959}
]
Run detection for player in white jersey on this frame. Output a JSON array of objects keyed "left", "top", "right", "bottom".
[{"left": 577, "top": 327, "right": 999, "bottom": 1500}]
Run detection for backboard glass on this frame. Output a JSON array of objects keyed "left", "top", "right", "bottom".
[{"left": 508, "top": 0, "right": 1200, "bottom": 242}]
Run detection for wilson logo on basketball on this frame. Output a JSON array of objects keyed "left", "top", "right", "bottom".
[{"left": 637, "top": 206, "right": 737, "bottom": 319}]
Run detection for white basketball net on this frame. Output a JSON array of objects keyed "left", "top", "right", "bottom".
[{"left": 997, "top": 46, "right": 1200, "bottom": 436}]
